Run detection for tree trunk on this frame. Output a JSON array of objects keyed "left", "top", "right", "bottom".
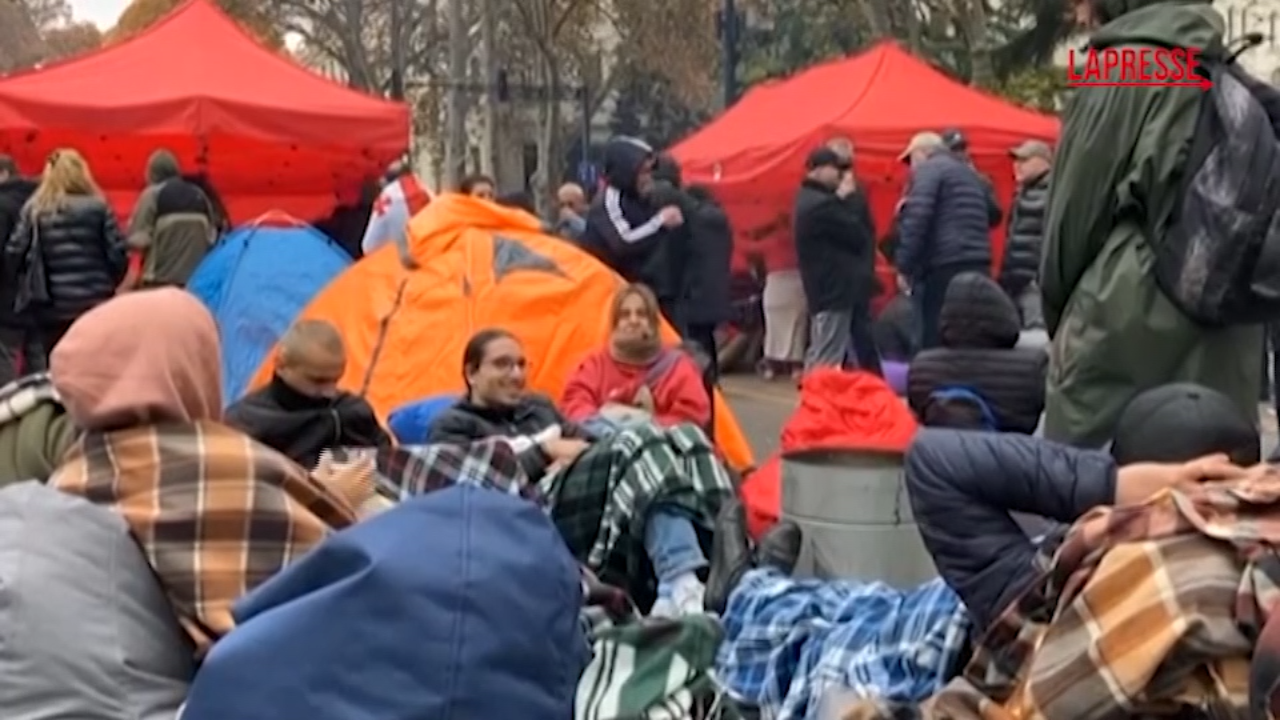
[
  {"left": 443, "top": 0, "right": 469, "bottom": 188},
  {"left": 478, "top": 0, "right": 499, "bottom": 178},
  {"left": 858, "top": 0, "right": 893, "bottom": 38},
  {"left": 534, "top": 58, "right": 562, "bottom": 217},
  {"left": 961, "top": 0, "right": 996, "bottom": 87}
]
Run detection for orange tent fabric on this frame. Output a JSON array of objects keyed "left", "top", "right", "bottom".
[
  {"left": 248, "top": 194, "right": 755, "bottom": 471},
  {"left": 0, "top": 0, "right": 407, "bottom": 223},
  {"left": 672, "top": 41, "right": 1059, "bottom": 286},
  {"left": 740, "top": 369, "right": 918, "bottom": 538}
]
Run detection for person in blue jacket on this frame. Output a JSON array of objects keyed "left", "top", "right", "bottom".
[{"left": 906, "top": 382, "right": 1261, "bottom": 632}]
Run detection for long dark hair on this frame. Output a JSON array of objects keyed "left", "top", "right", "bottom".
[{"left": 462, "top": 328, "right": 517, "bottom": 391}]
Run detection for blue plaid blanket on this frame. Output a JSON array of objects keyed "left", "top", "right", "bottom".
[{"left": 715, "top": 568, "right": 970, "bottom": 720}]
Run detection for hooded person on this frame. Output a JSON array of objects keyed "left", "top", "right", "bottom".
[
  {"left": 1040, "top": 0, "right": 1263, "bottom": 448},
  {"left": 581, "top": 137, "right": 687, "bottom": 330},
  {"left": 561, "top": 283, "right": 711, "bottom": 432},
  {"left": 126, "top": 149, "right": 217, "bottom": 289},
  {"left": 225, "top": 319, "right": 392, "bottom": 470},
  {"left": 46, "top": 288, "right": 362, "bottom": 654},
  {"left": 906, "top": 272, "right": 1047, "bottom": 433}
]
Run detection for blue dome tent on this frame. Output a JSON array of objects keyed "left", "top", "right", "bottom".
[{"left": 188, "top": 216, "right": 352, "bottom": 404}]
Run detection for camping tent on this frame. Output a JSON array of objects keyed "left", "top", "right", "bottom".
[
  {"left": 672, "top": 41, "right": 1059, "bottom": 278},
  {"left": 188, "top": 218, "right": 352, "bottom": 403},
  {"left": 247, "top": 194, "right": 756, "bottom": 471},
  {"left": 0, "top": 0, "right": 408, "bottom": 224}
]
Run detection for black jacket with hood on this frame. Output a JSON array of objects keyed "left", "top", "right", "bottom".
[
  {"left": 907, "top": 272, "right": 1047, "bottom": 432},
  {"left": 793, "top": 178, "right": 877, "bottom": 312},
  {"left": 0, "top": 177, "right": 37, "bottom": 327},
  {"left": 999, "top": 169, "right": 1050, "bottom": 293},
  {"left": 581, "top": 138, "right": 682, "bottom": 303}
]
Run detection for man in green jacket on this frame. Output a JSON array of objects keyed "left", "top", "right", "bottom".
[{"left": 1041, "top": 0, "right": 1263, "bottom": 447}]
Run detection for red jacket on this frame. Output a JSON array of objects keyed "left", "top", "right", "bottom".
[{"left": 561, "top": 348, "right": 710, "bottom": 428}]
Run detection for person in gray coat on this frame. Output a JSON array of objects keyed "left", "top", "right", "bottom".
[
  {"left": 895, "top": 132, "right": 993, "bottom": 349},
  {"left": 998, "top": 140, "right": 1052, "bottom": 330}
]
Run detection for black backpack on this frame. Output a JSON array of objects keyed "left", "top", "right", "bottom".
[{"left": 1154, "top": 36, "right": 1280, "bottom": 326}]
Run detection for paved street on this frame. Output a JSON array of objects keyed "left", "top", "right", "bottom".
[{"left": 722, "top": 374, "right": 1280, "bottom": 461}]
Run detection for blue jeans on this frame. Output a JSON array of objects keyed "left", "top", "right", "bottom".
[{"left": 644, "top": 507, "right": 707, "bottom": 584}]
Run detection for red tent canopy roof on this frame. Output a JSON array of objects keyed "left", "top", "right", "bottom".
[
  {"left": 0, "top": 0, "right": 409, "bottom": 223},
  {"left": 675, "top": 40, "right": 1058, "bottom": 166}
]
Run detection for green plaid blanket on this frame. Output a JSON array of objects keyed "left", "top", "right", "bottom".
[
  {"left": 578, "top": 614, "right": 738, "bottom": 720},
  {"left": 540, "top": 423, "right": 734, "bottom": 597}
]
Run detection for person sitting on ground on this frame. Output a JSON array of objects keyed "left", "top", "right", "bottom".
[
  {"left": 562, "top": 283, "right": 710, "bottom": 433},
  {"left": 225, "top": 319, "right": 391, "bottom": 469},
  {"left": 873, "top": 290, "right": 919, "bottom": 364},
  {"left": 907, "top": 272, "right": 1046, "bottom": 433},
  {"left": 428, "top": 327, "right": 735, "bottom": 616},
  {"left": 46, "top": 288, "right": 363, "bottom": 655},
  {"left": 906, "top": 381, "right": 1259, "bottom": 633},
  {"left": 127, "top": 149, "right": 217, "bottom": 288},
  {"left": 458, "top": 173, "right": 496, "bottom": 200},
  {"left": 0, "top": 371, "right": 76, "bottom": 485}
]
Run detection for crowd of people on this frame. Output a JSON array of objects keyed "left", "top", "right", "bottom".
[{"left": 1, "top": 0, "right": 1280, "bottom": 714}]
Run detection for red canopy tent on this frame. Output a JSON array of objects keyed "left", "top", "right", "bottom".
[
  {"left": 0, "top": 0, "right": 409, "bottom": 223},
  {"left": 672, "top": 41, "right": 1059, "bottom": 285}
]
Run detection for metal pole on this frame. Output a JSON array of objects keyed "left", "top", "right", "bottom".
[
  {"left": 720, "top": 0, "right": 740, "bottom": 109},
  {"left": 580, "top": 85, "right": 591, "bottom": 188}
]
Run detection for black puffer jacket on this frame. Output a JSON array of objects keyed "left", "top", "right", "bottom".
[
  {"left": 905, "top": 429, "right": 1116, "bottom": 631},
  {"left": 895, "top": 152, "right": 993, "bottom": 280},
  {"left": 2, "top": 196, "right": 128, "bottom": 324},
  {"left": 794, "top": 179, "right": 876, "bottom": 312},
  {"left": 998, "top": 170, "right": 1050, "bottom": 292},
  {"left": 907, "top": 272, "right": 1047, "bottom": 433},
  {"left": 0, "top": 178, "right": 37, "bottom": 327},
  {"left": 683, "top": 185, "right": 733, "bottom": 327}
]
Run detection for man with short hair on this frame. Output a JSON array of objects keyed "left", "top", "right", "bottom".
[
  {"left": 0, "top": 155, "right": 37, "bottom": 382},
  {"left": 225, "top": 319, "right": 390, "bottom": 468},
  {"left": 794, "top": 147, "right": 881, "bottom": 374},
  {"left": 895, "top": 132, "right": 993, "bottom": 349},
  {"left": 127, "top": 149, "right": 217, "bottom": 288},
  {"left": 555, "top": 182, "right": 588, "bottom": 241},
  {"left": 999, "top": 139, "right": 1053, "bottom": 330}
]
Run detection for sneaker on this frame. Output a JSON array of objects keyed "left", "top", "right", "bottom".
[{"left": 650, "top": 574, "right": 706, "bottom": 618}]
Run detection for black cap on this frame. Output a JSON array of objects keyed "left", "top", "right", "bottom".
[
  {"left": 805, "top": 147, "right": 851, "bottom": 171},
  {"left": 1110, "top": 383, "right": 1260, "bottom": 466},
  {"left": 941, "top": 129, "right": 968, "bottom": 152}
]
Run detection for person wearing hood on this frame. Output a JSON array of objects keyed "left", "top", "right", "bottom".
[
  {"left": 581, "top": 137, "right": 686, "bottom": 330},
  {"left": 907, "top": 272, "right": 1047, "bottom": 432},
  {"left": 225, "top": 319, "right": 391, "bottom": 469},
  {"left": 0, "top": 154, "right": 38, "bottom": 381},
  {"left": 1040, "top": 0, "right": 1263, "bottom": 448},
  {"left": 46, "top": 288, "right": 362, "bottom": 655},
  {"left": 998, "top": 140, "right": 1052, "bottom": 330},
  {"left": 127, "top": 149, "right": 217, "bottom": 288}
]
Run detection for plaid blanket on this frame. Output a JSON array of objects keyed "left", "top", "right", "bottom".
[
  {"left": 717, "top": 567, "right": 970, "bottom": 720},
  {"left": 580, "top": 613, "right": 735, "bottom": 720},
  {"left": 374, "top": 439, "right": 541, "bottom": 501},
  {"left": 50, "top": 421, "right": 359, "bottom": 652},
  {"left": 542, "top": 422, "right": 734, "bottom": 596},
  {"left": 0, "top": 371, "right": 58, "bottom": 427},
  {"left": 841, "top": 472, "right": 1280, "bottom": 720}
]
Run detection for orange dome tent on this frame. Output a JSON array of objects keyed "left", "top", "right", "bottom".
[{"left": 248, "top": 194, "right": 755, "bottom": 471}]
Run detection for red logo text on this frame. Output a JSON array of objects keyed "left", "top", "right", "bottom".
[{"left": 1066, "top": 47, "right": 1209, "bottom": 89}]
